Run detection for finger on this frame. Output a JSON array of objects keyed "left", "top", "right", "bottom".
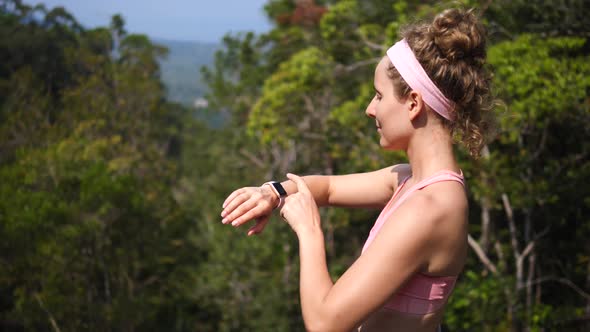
[
  {"left": 222, "top": 192, "right": 249, "bottom": 221},
  {"left": 279, "top": 204, "right": 289, "bottom": 221},
  {"left": 282, "top": 195, "right": 293, "bottom": 207},
  {"left": 230, "top": 204, "right": 265, "bottom": 227},
  {"left": 247, "top": 215, "right": 270, "bottom": 236},
  {"left": 222, "top": 188, "right": 244, "bottom": 209},
  {"left": 286, "top": 173, "right": 311, "bottom": 195},
  {"left": 222, "top": 194, "right": 253, "bottom": 223}
]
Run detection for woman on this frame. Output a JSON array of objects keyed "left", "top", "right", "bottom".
[{"left": 221, "top": 8, "right": 493, "bottom": 332}]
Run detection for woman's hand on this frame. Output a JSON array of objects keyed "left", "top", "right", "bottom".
[
  {"left": 280, "top": 173, "right": 321, "bottom": 236},
  {"left": 221, "top": 185, "right": 279, "bottom": 236}
]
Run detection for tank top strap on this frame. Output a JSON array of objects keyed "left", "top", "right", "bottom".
[
  {"left": 413, "top": 170, "right": 465, "bottom": 191},
  {"left": 385, "top": 170, "right": 464, "bottom": 217},
  {"left": 381, "top": 175, "right": 412, "bottom": 211}
]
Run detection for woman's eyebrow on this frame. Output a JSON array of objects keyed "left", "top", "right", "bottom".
[{"left": 373, "top": 85, "right": 381, "bottom": 94}]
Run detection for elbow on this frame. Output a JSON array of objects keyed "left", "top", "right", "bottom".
[
  {"left": 304, "top": 316, "right": 348, "bottom": 332},
  {"left": 304, "top": 320, "right": 328, "bottom": 332}
]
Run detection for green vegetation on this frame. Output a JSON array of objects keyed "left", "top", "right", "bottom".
[{"left": 1, "top": 0, "right": 588, "bottom": 331}]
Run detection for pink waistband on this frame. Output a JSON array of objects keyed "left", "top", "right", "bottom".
[{"left": 383, "top": 274, "right": 457, "bottom": 314}]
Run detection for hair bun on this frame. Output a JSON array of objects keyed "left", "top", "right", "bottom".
[{"left": 430, "top": 8, "right": 486, "bottom": 65}]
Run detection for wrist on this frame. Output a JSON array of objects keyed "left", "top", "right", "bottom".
[
  {"left": 297, "top": 225, "right": 324, "bottom": 247},
  {"left": 262, "top": 181, "right": 287, "bottom": 209},
  {"left": 260, "top": 184, "right": 280, "bottom": 209}
]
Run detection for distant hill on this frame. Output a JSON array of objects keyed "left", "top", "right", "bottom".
[{"left": 154, "top": 38, "right": 219, "bottom": 106}]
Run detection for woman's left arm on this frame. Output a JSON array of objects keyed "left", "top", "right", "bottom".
[{"left": 281, "top": 173, "right": 442, "bottom": 332}]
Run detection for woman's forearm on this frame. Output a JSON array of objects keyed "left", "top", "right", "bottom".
[
  {"left": 281, "top": 175, "right": 331, "bottom": 207},
  {"left": 297, "top": 227, "right": 335, "bottom": 331}
]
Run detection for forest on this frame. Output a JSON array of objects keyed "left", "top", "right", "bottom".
[{"left": 0, "top": 0, "right": 589, "bottom": 331}]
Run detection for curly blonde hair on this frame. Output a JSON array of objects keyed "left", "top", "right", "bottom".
[{"left": 388, "top": 8, "right": 496, "bottom": 158}]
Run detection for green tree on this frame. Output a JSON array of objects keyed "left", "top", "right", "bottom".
[{"left": 0, "top": 2, "right": 206, "bottom": 330}]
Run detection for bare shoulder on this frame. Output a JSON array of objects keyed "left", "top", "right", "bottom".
[
  {"left": 403, "top": 181, "right": 467, "bottom": 230},
  {"left": 377, "top": 181, "right": 468, "bottom": 257},
  {"left": 425, "top": 180, "right": 468, "bottom": 222}
]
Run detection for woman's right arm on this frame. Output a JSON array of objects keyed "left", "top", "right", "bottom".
[
  {"left": 221, "top": 164, "right": 409, "bottom": 234},
  {"left": 280, "top": 163, "right": 409, "bottom": 209}
]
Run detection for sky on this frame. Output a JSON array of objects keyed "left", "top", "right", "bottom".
[{"left": 39, "top": 0, "right": 273, "bottom": 43}]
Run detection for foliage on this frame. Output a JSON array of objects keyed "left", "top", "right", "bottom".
[{"left": 0, "top": 1, "right": 205, "bottom": 330}]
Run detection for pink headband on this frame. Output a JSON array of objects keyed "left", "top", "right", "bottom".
[{"left": 387, "top": 39, "right": 455, "bottom": 121}]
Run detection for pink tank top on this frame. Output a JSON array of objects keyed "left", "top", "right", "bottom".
[{"left": 361, "top": 170, "right": 465, "bottom": 315}]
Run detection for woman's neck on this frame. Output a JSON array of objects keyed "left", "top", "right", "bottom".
[{"left": 405, "top": 126, "right": 459, "bottom": 181}]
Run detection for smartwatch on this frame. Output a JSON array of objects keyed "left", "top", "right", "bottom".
[{"left": 263, "top": 181, "right": 288, "bottom": 209}]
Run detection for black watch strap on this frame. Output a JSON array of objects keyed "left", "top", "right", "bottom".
[{"left": 263, "top": 181, "right": 287, "bottom": 209}]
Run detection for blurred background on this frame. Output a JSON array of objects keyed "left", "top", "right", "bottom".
[{"left": 0, "top": 0, "right": 588, "bottom": 331}]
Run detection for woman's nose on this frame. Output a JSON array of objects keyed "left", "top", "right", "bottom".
[{"left": 365, "top": 99, "right": 376, "bottom": 118}]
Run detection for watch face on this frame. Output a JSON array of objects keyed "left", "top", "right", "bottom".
[{"left": 272, "top": 182, "right": 287, "bottom": 197}]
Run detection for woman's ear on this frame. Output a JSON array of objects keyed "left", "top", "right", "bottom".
[{"left": 407, "top": 90, "right": 424, "bottom": 120}]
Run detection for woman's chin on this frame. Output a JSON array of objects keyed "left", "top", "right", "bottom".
[
  {"left": 378, "top": 138, "right": 402, "bottom": 151},
  {"left": 378, "top": 138, "right": 392, "bottom": 149}
]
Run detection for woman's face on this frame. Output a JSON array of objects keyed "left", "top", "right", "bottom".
[{"left": 365, "top": 57, "right": 412, "bottom": 150}]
